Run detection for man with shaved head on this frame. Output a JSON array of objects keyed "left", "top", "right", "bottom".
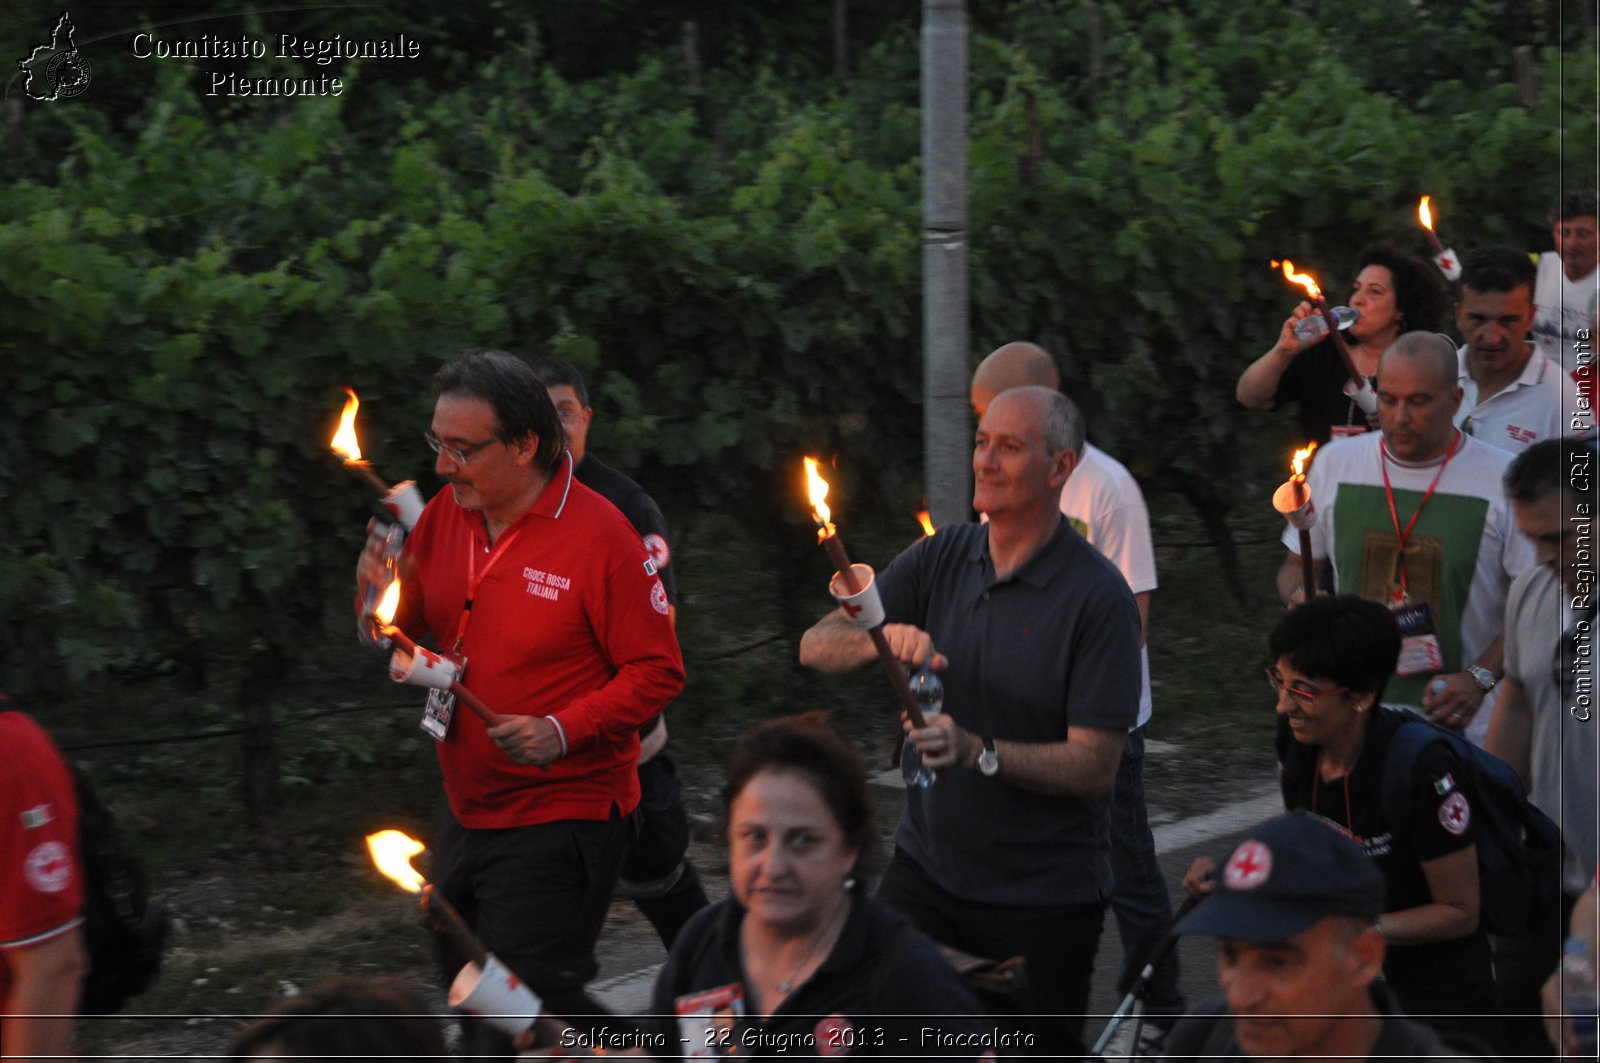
[
  {"left": 802, "top": 385, "right": 1142, "bottom": 1056},
  {"left": 1279, "top": 331, "right": 1533, "bottom": 746},
  {"left": 970, "top": 342, "right": 1187, "bottom": 1043}
]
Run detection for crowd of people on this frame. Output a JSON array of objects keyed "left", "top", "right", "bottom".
[{"left": 4, "top": 191, "right": 1597, "bottom": 1062}]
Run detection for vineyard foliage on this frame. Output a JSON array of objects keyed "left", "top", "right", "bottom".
[{"left": 1, "top": 0, "right": 1594, "bottom": 697}]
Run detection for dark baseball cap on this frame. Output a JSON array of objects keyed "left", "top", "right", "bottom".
[{"left": 1176, "top": 811, "right": 1384, "bottom": 942}]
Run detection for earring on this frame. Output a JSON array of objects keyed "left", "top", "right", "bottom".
[{"left": 843, "top": 875, "right": 857, "bottom": 891}]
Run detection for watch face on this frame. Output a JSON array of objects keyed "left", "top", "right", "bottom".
[{"left": 978, "top": 747, "right": 999, "bottom": 776}]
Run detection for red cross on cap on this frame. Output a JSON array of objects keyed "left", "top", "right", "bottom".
[{"left": 1224, "top": 840, "right": 1274, "bottom": 890}]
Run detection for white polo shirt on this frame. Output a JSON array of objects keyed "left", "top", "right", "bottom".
[{"left": 1454, "top": 344, "right": 1581, "bottom": 454}]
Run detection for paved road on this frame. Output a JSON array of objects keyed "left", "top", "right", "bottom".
[{"left": 587, "top": 738, "right": 1285, "bottom": 1047}]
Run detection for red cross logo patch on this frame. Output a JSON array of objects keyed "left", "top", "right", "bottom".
[
  {"left": 1223, "top": 840, "right": 1273, "bottom": 891},
  {"left": 1438, "top": 792, "right": 1471, "bottom": 835},
  {"left": 643, "top": 534, "right": 670, "bottom": 570},
  {"left": 24, "top": 840, "right": 72, "bottom": 893}
]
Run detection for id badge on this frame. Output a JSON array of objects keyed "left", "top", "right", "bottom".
[
  {"left": 674, "top": 982, "right": 745, "bottom": 1059},
  {"left": 1391, "top": 601, "right": 1444, "bottom": 676},
  {"left": 420, "top": 653, "right": 467, "bottom": 741}
]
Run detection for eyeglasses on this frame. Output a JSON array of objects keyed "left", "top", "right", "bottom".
[
  {"left": 424, "top": 431, "right": 502, "bottom": 465},
  {"left": 1265, "top": 669, "right": 1348, "bottom": 707}
]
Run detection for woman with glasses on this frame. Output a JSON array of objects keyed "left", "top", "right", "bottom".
[{"left": 1183, "top": 596, "right": 1494, "bottom": 1045}]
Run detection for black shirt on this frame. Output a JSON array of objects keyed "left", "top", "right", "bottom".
[
  {"left": 1273, "top": 338, "right": 1375, "bottom": 443},
  {"left": 647, "top": 892, "right": 988, "bottom": 1058},
  {"left": 1165, "top": 985, "right": 1482, "bottom": 1062},
  {"left": 1276, "top": 707, "right": 1494, "bottom": 1014}
]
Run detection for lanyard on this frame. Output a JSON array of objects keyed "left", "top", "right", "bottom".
[
  {"left": 1378, "top": 432, "right": 1460, "bottom": 603},
  {"left": 446, "top": 522, "right": 526, "bottom": 651}
]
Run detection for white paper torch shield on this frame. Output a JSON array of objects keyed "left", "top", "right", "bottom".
[
  {"left": 1432, "top": 248, "right": 1461, "bottom": 281},
  {"left": 390, "top": 645, "right": 460, "bottom": 690},
  {"left": 828, "top": 563, "right": 885, "bottom": 629},
  {"left": 1342, "top": 376, "right": 1378, "bottom": 416},
  {"left": 384, "top": 481, "right": 426, "bottom": 530},
  {"left": 448, "top": 955, "right": 542, "bottom": 1035},
  {"left": 1272, "top": 482, "right": 1317, "bottom": 531}
]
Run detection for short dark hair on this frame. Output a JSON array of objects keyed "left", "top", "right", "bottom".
[
  {"left": 1505, "top": 437, "right": 1593, "bottom": 505},
  {"left": 1356, "top": 243, "right": 1446, "bottom": 333},
  {"left": 1459, "top": 245, "right": 1537, "bottom": 299},
  {"left": 528, "top": 356, "right": 590, "bottom": 408},
  {"left": 1550, "top": 188, "right": 1598, "bottom": 224},
  {"left": 724, "top": 713, "right": 872, "bottom": 856},
  {"left": 433, "top": 348, "right": 564, "bottom": 472},
  {"left": 1269, "top": 596, "right": 1401, "bottom": 701},
  {"left": 228, "top": 975, "right": 445, "bottom": 1059}
]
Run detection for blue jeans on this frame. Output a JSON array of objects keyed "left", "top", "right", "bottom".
[{"left": 1109, "top": 725, "right": 1185, "bottom": 1016}]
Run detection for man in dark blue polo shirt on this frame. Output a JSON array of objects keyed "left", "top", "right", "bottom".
[
  {"left": 800, "top": 386, "right": 1142, "bottom": 1056},
  {"left": 531, "top": 356, "right": 710, "bottom": 949}
]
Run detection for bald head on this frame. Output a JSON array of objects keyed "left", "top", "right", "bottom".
[
  {"left": 1375, "top": 332, "right": 1463, "bottom": 462},
  {"left": 1378, "top": 331, "right": 1457, "bottom": 391},
  {"left": 971, "top": 342, "right": 1061, "bottom": 417}
]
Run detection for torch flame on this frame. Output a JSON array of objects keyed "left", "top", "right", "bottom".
[
  {"left": 374, "top": 578, "right": 402, "bottom": 627},
  {"left": 1417, "top": 195, "right": 1435, "bottom": 232},
  {"left": 330, "top": 388, "right": 364, "bottom": 462},
  {"left": 803, "top": 457, "right": 833, "bottom": 532},
  {"left": 366, "top": 829, "right": 426, "bottom": 893},
  {"left": 917, "top": 508, "right": 935, "bottom": 537},
  {"left": 1271, "top": 259, "right": 1323, "bottom": 302},
  {"left": 1290, "top": 442, "right": 1318, "bottom": 483}
]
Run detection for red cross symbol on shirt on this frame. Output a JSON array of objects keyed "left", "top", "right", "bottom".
[
  {"left": 1439, "top": 792, "right": 1470, "bottom": 835},
  {"left": 37, "top": 848, "right": 68, "bottom": 879}
]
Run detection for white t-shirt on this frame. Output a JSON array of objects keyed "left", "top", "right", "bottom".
[
  {"left": 1532, "top": 252, "right": 1598, "bottom": 376},
  {"left": 1060, "top": 443, "right": 1157, "bottom": 729},
  {"left": 1283, "top": 431, "right": 1533, "bottom": 744},
  {"left": 1454, "top": 344, "right": 1583, "bottom": 454}
]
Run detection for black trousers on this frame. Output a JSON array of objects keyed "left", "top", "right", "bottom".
[
  {"left": 878, "top": 847, "right": 1106, "bottom": 1059},
  {"left": 433, "top": 806, "right": 631, "bottom": 1060}
]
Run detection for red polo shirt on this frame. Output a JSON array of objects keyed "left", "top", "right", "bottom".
[
  {"left": 0, "top": 710, "right": 83, "bottom": 1007},
  {"left": 398, "top": 455, "right": 685, "bottom": 828}
]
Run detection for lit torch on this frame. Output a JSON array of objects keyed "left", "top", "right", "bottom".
[
  {"left": 1273, "top": 259, "right": 1370, "bottom": 404},
  {"left": 1272, "top": 443, "right": 1320, "bottom": 601},
  {"left": 803, "top": 459, "right": 927, "bottom": 759},
  {"left": 367, "top": 830, "right": 541, "bottom": 1036},
  {"left": 329, "top": 388, "right": 426, "bottom": 530},
  {"left": 369, "top": 579, "right": 505, "bottom": 728},
  {"left": 1416, "top": 196, "right": 1461, "bottom": 280},
  {"left": 916, "top": 506, "right": 936, "bottom": 538}
]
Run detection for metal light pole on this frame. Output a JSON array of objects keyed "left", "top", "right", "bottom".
[{"left": 921, "top": 0, "right": 970, "bottom": 526}]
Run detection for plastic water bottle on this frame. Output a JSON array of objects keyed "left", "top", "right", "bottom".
[
  {"left": 1293, "top": 305, "right": 1358, "bottom": 343},
  {"left": 1561, "top": 936, "right": 1599, "bottom": 1058},
  {"left": 357, "top": 521, "right": 405, "bottom": 647},
  {"left": 901, "top": 663, "right": 944, "bottom": 789}
]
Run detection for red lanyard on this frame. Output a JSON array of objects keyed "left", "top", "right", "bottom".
[
  {"left": 1378, "top": 432, "right": 1460, "bottom": 603},
  {"left": 446, "top": 522, "right": 526, "bottom": 651},
  {"left": 1310, "top": 750, "right": 1358, "bottom": 838}
]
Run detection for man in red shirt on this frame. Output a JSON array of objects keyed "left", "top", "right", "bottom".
[
  {"left": 357, "top": 349, "right": 685, "bottom": 1056},
  {"left": 0, "top": 693, "right": 87, "bottom": 1063}
]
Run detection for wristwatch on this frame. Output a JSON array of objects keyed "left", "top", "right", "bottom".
[
  {"left": 1465, "top": 665, "right": 1497, "bottom": 694},
  {"left": 977, "top": 736, "right": 1000, "bottom": 777}
]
